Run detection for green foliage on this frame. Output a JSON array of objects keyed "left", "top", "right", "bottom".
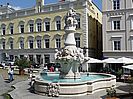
[
  {"left": 14, "top": 57, "right": 31, "bottom": 69},
  {"left": 116, "top": 69, "right": 123, "bottom": 79}
]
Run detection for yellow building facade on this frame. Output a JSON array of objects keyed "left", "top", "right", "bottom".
[{"left": 0, "top": 0, "right": 102, "bottom": 66}]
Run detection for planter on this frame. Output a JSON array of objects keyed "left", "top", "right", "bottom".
[
  {"left": 106, "top": 97, "right": 119, "bottom": 99},
  {"left": 19, "top": 69, "right": 25, "bottom": 75}
]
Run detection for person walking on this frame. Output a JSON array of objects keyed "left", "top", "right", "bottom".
[{"left": 8, "top": 66, "right": 14, "bottom": 82}]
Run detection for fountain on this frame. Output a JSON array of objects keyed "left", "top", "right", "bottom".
[
  {"left": 34, "top": 8, "right": 116, "bottom": 97},
  {"left": 55, "top": 8, "right": 84, "bottom": 79}
]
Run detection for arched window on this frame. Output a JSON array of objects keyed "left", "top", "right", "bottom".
[
  {"left": 8, "top": 37, "right": 14, "bottom": 49},
  {"left": 36, "top": 19, "right": 42, "bottom": 32},
  {"left": 1, "top": 38, "right": 6, "bottom": 49},
  {"left": 19, "top": 21, "right": 25, "bottom": 33},
  {"left": 44, "top": 18, "right": 50, "bottom": 31},
  {"left": 36, "top": 35, "right": 42, "bottom": 48},
  {"left": 28, "top": 36, "right": 34, "bottom": 49},
  {"left": 44, "top": 35, "right": 50, "bottom": 48},
  {"left": 76, "top": 14, "right": 81, "bottom": 29},
  {"left": 9, "top": 23, "right": 14, "bottom": 34},
  {"left": 1, "top": 24, "right": 6, "bottom": 35},
  {"left": 54, "top": 34, "right": 61, "bottom": 48},
  {"left": 19, "top": 37, "right": 24, "bottom": 49},
  {"left": 55, "top": 16, "right": 61, "bottom": 30},
  {"left": 28, "top": 20, "right": 34, "bottom": 32}
]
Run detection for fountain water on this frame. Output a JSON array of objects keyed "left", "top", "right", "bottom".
[{"left": 34, "top": 8, "right": 116, "bottom": 97}]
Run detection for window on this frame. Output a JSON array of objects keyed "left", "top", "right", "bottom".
[
  {"left": 10, "top": 25, "right": 14, "bottom": 34},
  {"left": 37, "top": 22, "right": 42, "bottom": 32},
  {"left": 131, "top": 39, "right": 133, "bottom": 50},
  {"left": 56, "top": 20, "right": 61, "bottom": 30},
  {"left": 113, "top": 40, "right": 121, "bottom": 50},
  {"left": 29, "top": 39, "right": 34, "bottom": 49},
  {"left": 44, "top": 38, "right": 50, "bottom": 48},
  {"left": 113, "top": 0, "right": 120, "bottom": 10},
  {"left": 29, "top": 55, "right": 34, "bottom": 62},
  {"left": 75, "top": 37, "right": 80, "bottom": 47},
  {"left": 37, "top": 39, "right": 41, "bottom": 48},
  {"left": 2, "top": 41, "right": 5, "bottom": 49},
  {"left": 29, "top": 23, "right": 34, "bottom": 32},
  {"left": 76, "top": 18, "right": 80, "bottom": 29},
  {"left": 36, "top": 55, "right": 41, "bottom": 64},
  {"left": 45, "top": 21, "right": 50, "bottom": 31},
  {"left": 56, "top": 38, "right": 61, "bottom": 48},
  {"left": 20, "top": 55, "right": 24, "bottom": 59},
  {"left": 20, "top": 40, "right": 24, "bottom": 49},
  {"left": 10, "top": 40, "right": 13, "bottom": 49},
  {"left": 20, "top": 24, "right": 24, "bottom": 33},
  {"left": 44, "top": 54, "right": 50, "bottom": 63},
  {"left": 132, "top": 0, "right": 133, "bottom": 8},
  {"left": 131, "top": 19, "right": 133, "bottom": 30},
  {"left": 2, "top": 26, "right": 6, "bottom": 35},
  {"left": 112, "top": 20, "right": 120, "bottom": 30},
  {"left": 9, "top": 55, "right": 14, "bottom": 61}
]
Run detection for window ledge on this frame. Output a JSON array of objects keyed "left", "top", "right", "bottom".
[
  {"left": 107, "top": 30, "right": 125, "bottom": 32},
  {"left": 111, "top": 35, "right": 123, "bottom": 38},
  {"left": 110, "top": 15, "right": 122, "bottom": 18}
]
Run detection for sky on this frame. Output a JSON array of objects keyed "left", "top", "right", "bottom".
[{"left": 0, "top": 0, "right": 102, "bottom": 10}]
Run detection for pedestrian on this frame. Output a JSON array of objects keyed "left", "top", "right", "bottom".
[
  {"left": 1, "top": 62, "right": 5, "bottom": 69},
  {"left": 50, "top": 66, "right": 54, "bottom": 72},
  {"left": 8, "top": 66, "right": 14, "bottom": 82}
]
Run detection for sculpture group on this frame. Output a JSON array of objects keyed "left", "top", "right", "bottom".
[{"left": 55, "top": 8, "right": 87, "bottom": 79}]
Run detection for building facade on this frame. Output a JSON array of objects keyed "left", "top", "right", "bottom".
[
  {"left": 0, "top": 0, "right": 102, "bottom": 66},
  {"left": 103, "top": 0, "right": 133, "bottom": 58}
]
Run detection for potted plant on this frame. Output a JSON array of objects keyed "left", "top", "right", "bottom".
[
  {"left": 14, "top": 57, "right": 31, "bottom": 75},
  {"left": 106, "top": 86, "right": 119, "bottom": 99}
]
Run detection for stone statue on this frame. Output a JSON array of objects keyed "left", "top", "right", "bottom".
[
  {"left": 55, "top": 8, "right": 89, "bottom": 79},
  {"left": 65, "top": 8, "right": 77, "bottom": 29}
]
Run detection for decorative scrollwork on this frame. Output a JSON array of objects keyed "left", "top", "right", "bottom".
[{"left": 47, "top": 83, "right": 60, "bottom": 97}]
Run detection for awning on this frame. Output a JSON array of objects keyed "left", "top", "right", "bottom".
[
  {"left": 123, "top": 65, "right": 133, "bottom": 70},
  {"left": 86, "top": 57, "right": 103, "bottom": 63},
  {"left": 102, "top": 58, "right": 118, "bottom": 63},
  {"left": 116, "top": 57, "right": 133, "bottom": 64}
]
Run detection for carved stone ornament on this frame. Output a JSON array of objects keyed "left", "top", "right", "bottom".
[{"left": 47, "top": 83, "right": 60, "bottom": 97}]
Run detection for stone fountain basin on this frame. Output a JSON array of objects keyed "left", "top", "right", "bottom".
[{"left": 34, "top": 72, "right": 116, "bottom": 97}]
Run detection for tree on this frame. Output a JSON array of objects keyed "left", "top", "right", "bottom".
[
  {"left": 116, "top": 69, "right": 123, "bottom": 80},
  {"left": 14, "top": 57, "right": 31, "bottom": 75}
]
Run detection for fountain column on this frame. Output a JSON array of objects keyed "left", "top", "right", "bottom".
[{"left": 55, "top": 8, "right": 85, "bottom": 79}]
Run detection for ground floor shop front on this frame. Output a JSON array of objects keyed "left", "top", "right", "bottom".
[{"left": 0, "top": 48, "right": 56, "bottom": 66}]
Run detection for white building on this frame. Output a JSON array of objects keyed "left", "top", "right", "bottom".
[{"left": 103, "top": 0, "right": 133, "bottom": 58}]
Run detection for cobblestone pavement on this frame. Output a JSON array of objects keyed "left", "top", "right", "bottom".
[
  {"left": 0, "top": 68, "right": 28, "bottom": 99},
  {"left": 9, "top": 80, "right": 133, "bottom": 99},
  {"left": 1, "top": 68, "right": 133, "bottom": 99},
  {"left": 9, "top": 80, "right": 106, "bottom": 99}
]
